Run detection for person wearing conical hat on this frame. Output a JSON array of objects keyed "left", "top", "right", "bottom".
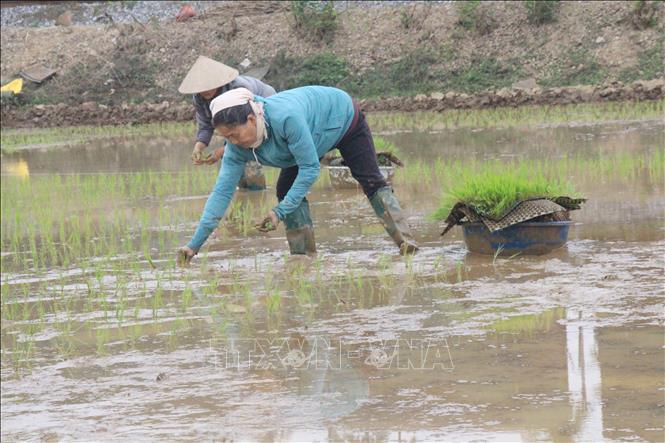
[{"left": 179, "top": 56, "right": 276, "bottom": 189}]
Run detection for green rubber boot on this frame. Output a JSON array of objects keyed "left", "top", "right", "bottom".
[
  {"left": 369, "top": 187, "right": 419, "bottom": 255},
  {"left": 284, "top": 199, "right": 317, "bottom": 255}
]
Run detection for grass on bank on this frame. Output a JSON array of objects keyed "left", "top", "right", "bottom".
[{"left": 262, "top": 39, "right": 663, "bottom": 99}]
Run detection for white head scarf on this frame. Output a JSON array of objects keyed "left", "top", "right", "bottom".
[{"left": 209, "top": 87, "right": 267, "bottom": 149}]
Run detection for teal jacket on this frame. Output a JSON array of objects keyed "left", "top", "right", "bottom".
[{"left": 188, "top": 86, "right": 355, "bottom": 251}]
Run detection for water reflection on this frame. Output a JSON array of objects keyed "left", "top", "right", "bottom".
[
  {"left": 2, "top": 120, "right": 661, "bottom": 175},
  {"left": 566, "top": 309, "right": 604, "bottom": 442},
  {"left": 1, "top": 136, "right": 200, "bottom": 174},
  {"left": 387, "top": 120, "right": 663, "bottom": 162}
]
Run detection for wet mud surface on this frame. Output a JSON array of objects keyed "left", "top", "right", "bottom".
[{"left": 1, "top": 118, "right": 663, "bottom": 441}]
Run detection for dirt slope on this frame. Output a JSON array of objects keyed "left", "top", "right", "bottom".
[{"left": 1, "top": 1, "right": 663, "bottom": 127}]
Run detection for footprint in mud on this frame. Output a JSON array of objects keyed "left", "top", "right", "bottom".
[
  {"left": 285, "top": 254, "right": 316, "bottom": 272},
  {"left": 1, "top": 319, "right": 17, "bottom": 331},
  {"left": 225, "top": 303, "right": 247, "bottom": 314},
  {"left": 156, "top": 372, "right": 168, "bottom": 382}
]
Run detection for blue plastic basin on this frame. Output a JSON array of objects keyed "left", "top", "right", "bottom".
[{"left": 461, "top": 221, "right": 573, "bottom": 256}]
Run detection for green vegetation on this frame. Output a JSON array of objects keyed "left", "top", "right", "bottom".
[
  {"left": 368, "top": 100, "right": 664, "bottom": 132},
  {"left": 631, "top": 0, "right": 659, "bottom": 30},
  {"left": 541, "top": 49, "right": 607, "bottom": 87},
  {"left": 430, "top": 167, "right": 576, "bottom": 220},
  {"left": 445, "top": 57, "right": 523, "bottom": 93},
  {"left": 399, "top": 7, "right": 417, "bottom": 30},
  {"left": 456, "top": 1, "right": 496, "bottom": 35},
  {"left": 374, "top": 136, "right": 400, "bottom": 156},
  {"left": 2, "top": 108, "right": 663, "bottom": 376},
  {"left": 490, "top": 308, "right": 565, "bottom": 336},
  {"left": 297, "top": 53, "right": 349, "bottom": 86},
  {"left": 390, "top": 135, "right": 663, "bottom": 224},
  {"left": 1, "top": 170, "right": 208, "bottom": 270},
  {"left": 4, "top": 101, "right": 660, "bottom": 156},
  {"left": 1, "top": 122, "right": 194, "bottom": 153},
  {"left": 266, "top": 48, "right": 521, "bottom": 97},
  {"left": 267, "top": 47, "right": 454, "bottom": 98},
  {"left": 265, "top": 51, "right": 349, "bottom": 91},
  {"left": 1, "top": 171, "right": 424, "bottom": 374},
  {"left": 618, "top": 39, "right": 665, "bottom": 83},
  {"left": 345, "top": 48, "right": 439, "bottom": 97},
  {"left": 374, "top": 136, "right": 403, "bottom": 166},
  {"left": 291, "top": 0, "right": 338, "bottom": 44},
  {"left": 524, "top": 0, "right": 559, "bottom": 25},
  {"left": 398, "top": 149, "right": 663, "bottom": 216},
  {"left": 456, "top": 0, "right": 479, "bottom": 30}
]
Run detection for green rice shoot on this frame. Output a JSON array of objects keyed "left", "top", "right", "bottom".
[{"left": 431, "top": 166, "right": 577, "bottom": 220}]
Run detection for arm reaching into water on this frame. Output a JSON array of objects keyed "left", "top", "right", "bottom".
[{"left": 177, "top": 147, "right": 246, "bottom": 265}]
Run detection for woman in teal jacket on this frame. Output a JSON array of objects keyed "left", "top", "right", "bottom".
[{"left": 178, "top": 86, "right": 417, "bottom": 264}]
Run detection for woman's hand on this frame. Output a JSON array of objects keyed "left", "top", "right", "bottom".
[
  {"left": 255, "top": 210, "right": 279, "bottom": 232},
  {"left": 191, "top": 141, "right": 210, "bottom": 166},
  {"left": 176, "top": 246, "right": 197, "bottom": 267},
  {"left": 203, "top": 146, "right": 225, "bottom": 165}
]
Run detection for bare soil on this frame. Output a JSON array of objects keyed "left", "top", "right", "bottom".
[{"left": 1, "top": 1, "right": 664, "bottom": 127}]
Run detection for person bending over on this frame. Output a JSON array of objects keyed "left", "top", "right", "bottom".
[{"left": 178, "top": 86, "right": 417, "bottom": 264}]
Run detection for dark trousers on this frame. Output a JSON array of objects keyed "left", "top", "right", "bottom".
[{"left": 276, "top": 111, "right": 387, "bottom": 201}]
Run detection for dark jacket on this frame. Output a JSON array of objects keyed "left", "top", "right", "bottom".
[{"left": 194, "top": 75, "right": 276, "bottom": 145}]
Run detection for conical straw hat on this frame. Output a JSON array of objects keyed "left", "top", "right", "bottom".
[{"left": 178, "top": 56, "right": 239, "bottom": 94}]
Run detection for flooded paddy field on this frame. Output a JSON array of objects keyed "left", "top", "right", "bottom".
[{"left": 1, "top": 101, "right": 664, "bottom": 442}]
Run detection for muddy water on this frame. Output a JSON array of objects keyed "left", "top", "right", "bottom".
[{"left": 1, "top": 118, "right": 664, "bottom": 442}]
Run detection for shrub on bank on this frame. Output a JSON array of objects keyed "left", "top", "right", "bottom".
[
  {"left": 631, "top": 0, "right": 659, "bottom": 30},
  {"left": 265, "top": 51, "right": 349, "bottom": 91},
  {"left": 618, "top": 39, "right": 664, "bottom": 83},
  {"left": 524, "top": 0, "right": 559, "bottom": 25},
  {"left": 344, "top": 48, "right": 439, "bottom": 97},
  {"left": 456, "top": 0, "right": 496, "bottom": 35},
  {"left": 541, "top": 49, "right": 608, "bottom": 87},
  {"left": 291, "top": 0, "right": 338, "bottom": 45}
]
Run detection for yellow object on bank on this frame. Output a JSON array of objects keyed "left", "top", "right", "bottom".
[
  {"left": 3, "top": 160, "right": 30, "bottom": 179},
  {"left": 1, "top": 78, "right": 23, "bottom": 94}
]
